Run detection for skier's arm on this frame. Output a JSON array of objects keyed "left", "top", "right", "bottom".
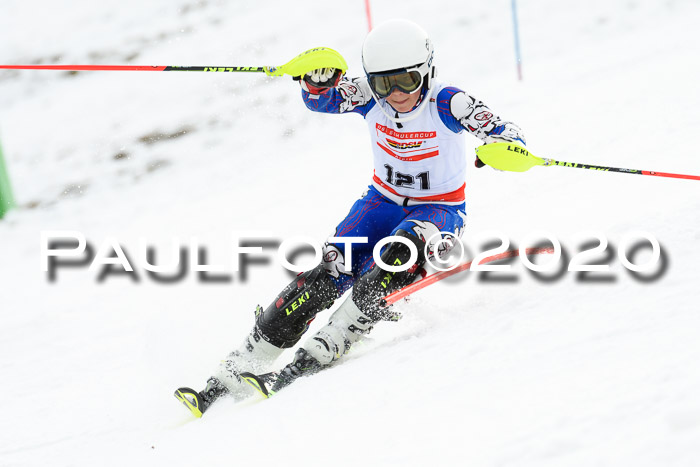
[
  {"left": 299, "top": 69, "right": 375, "bottom": 117},
  {"left": 436, "top": 87, "right": 525, "bottom": 167}
]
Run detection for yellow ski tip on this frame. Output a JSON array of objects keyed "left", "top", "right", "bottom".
[
  {"left": 476, "top": 142, "right": 545, "bottom": 172},
  {"left": 241, "top": 372, "right": 270, "bottom": 399},
  {"left": 174, "top": 388, "right": 203, "bottom": 418}
]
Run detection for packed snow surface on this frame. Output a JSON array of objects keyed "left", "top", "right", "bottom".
[{"left": 1, "top": 0, "right": 699, "bottom": 466}]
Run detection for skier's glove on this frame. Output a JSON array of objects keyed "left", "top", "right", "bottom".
[
  {"left": 485, "top": 123, "right": 526, "bottom": 146},
  {"left": 296, "top": 68, "right": 343, "bottom": 94}
]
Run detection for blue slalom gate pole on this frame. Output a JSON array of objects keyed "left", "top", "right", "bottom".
[{"left": 511, "top": 0, "right": 523, "bottom": 81}]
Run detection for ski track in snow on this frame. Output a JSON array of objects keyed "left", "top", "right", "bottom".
[{"left": 1, "top": 1, "right": 700, "bottom": 466}]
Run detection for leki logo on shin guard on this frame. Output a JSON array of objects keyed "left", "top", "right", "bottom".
[
  {"left": 380, "top": 258, "right": 403, "bottom": 289},
  {"left": 286, "top": 292, "right": 311, "bottom": 316}
]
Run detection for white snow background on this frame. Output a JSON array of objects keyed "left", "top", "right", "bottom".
[{"left": 1, "top": 0, "right": 700, "bottom": 466}]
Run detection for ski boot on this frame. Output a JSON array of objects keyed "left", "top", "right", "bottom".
[{"left": 241, "top": 296, "right": 389, "bottom": 397}]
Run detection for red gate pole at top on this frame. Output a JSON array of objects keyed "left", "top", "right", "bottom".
[{"left": 364, "top": 0, "right": 373, "bottom": 31}]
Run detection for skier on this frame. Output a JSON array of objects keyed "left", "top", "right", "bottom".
[{"left": 175, "top": 19, "right": 526, "bottom": 417}]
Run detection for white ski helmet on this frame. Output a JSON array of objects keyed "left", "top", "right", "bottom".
[{"left": 362, "top": 19, "right": 435, "bottom": 93}]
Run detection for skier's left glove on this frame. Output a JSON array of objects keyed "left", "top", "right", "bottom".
[
  {"left": 296, "top": 68, "right": 344, "bottom": 94},
  {"left": 485, "top": 123, "right": 526, "bottom": 146}
]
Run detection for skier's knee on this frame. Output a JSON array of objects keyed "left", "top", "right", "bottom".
[
  {"left": 255, "top": 263, "right": 339, "bottom": 348},
  {"left": 352, "top": 229, "right": 425, "bottom": 313},
  {"left": 381, "top": 228, "right": 427, "bottom": 267}
]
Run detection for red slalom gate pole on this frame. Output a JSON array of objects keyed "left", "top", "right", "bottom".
[
  {"left": 364, "top": 0, "right": 373, "bottom": 31},
  {"left": 382, "top": 247, "right": 555, "bottom": 306}
]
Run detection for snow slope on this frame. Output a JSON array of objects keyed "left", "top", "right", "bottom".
[{"left": 1, "top": 0, "right": 700, "bottom": 466}]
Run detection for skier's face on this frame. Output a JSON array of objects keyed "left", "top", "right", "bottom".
[{"left": 386, "top": 87, "right": 421, "bottom": 113}]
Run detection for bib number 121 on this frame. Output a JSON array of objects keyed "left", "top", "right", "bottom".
[{"left": 384, "top": 164, "right": 430, "bottom": 190}]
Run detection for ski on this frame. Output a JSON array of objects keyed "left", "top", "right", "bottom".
[
  {"left": 174, "top": 387, "right": 207, "bottom": 418},
  {"left": 241, "top": 348, "right": 324, "bottom": 398},
  {"left": 240, "top": 372, "right": 278, "bottom": 399},
  {"left": 174, "top": 377, "right": 230, "bottom": 417}
]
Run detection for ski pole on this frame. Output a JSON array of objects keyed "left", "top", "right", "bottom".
[
  {"left": 0, "top": 47, "right": 347, "bottom": 78},
  {"left": 476, "top": 142, "right": 700, "bottom": 181}
]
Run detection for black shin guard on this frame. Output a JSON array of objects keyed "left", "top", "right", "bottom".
[
  {"left": 352, "top": 229, "right": 426, "bottom": 318},
  {"left": 254, "top": 264, "right": 339, "bottom": 348}
]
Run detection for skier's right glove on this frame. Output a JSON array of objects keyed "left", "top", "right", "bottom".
[{"left": 296, "top": 68, "right": 343, "bottom": 94}]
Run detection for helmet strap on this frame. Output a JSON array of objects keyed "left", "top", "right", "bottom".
[{"left": 428, "top": 66, "right": 437, "bottom": 89}]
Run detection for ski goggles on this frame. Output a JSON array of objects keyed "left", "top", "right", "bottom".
[{"left": 367, "top": 67, "right": 424, "bottom": 98}]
